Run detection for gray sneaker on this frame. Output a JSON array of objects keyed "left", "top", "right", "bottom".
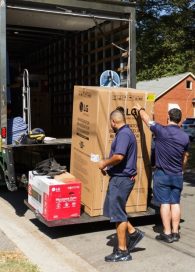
[
  {"left": 155, "top": 233, "right": 173, "bottom": 243},
  {"left": 172, "top": 232, "right": 180, "bottom": 242},
  {"left": 105, "top": 249, "right": 132, "bottom": 262},
  {"left": 127, "top": 228, "right": 145, "bottom": 252}
]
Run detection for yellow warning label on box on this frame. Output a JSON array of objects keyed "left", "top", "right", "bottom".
[{"left": 147, "top": 93, "right": 156, "bottom": 101}]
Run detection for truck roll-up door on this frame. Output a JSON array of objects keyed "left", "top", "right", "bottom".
[{"left": 6, "top": 0, "right": 136, "bottom": 87}]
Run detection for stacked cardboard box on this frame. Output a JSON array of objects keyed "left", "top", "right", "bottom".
[
  {"left": 70, "top": 86, "right": 155, "bottom": 216},
  {"left": 28, "top": 171, "right": 81, "bottom": 221}
]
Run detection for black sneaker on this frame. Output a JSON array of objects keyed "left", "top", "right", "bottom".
[
  {"left": 172, "top": 233, "right": 180, "bottom": 242},
  {"left": 105, "top": 249, "right": 132, "bottom": 262},
  {"left": 155, "top": 233, "right": 173, "bottom": 243},
  {"left": 127, "top": 228, "right": 145, "bottom": 252}
]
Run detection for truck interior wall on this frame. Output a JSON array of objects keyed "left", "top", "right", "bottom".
[
  {"left": 13, "top": 144, "right": 71, "bottom": 175},
  {"left": 8, "top": 20, "right": 129, "bottom": 138}
]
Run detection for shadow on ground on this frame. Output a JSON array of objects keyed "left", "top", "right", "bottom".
[
  {"left": 0, "top": 187, "right": 28, "bottom": 216},
  {"left": 29, "top": 213, "right": 161, "bottom": 241},
  {"left": 105, "top": 232, "right": 146, "bottom": 253},
  {"left": 184, "top": 171, "right": 195, "bottom": 187},
  {"left": 0, "top": 185, "right": 162, "bottom": 240}
]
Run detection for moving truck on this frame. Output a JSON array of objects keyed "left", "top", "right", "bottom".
[{"left": 0, "top": 1, "right": 157, "bottom": 226}]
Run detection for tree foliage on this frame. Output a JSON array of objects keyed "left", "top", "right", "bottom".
[{"left": 136, "top": 0, "right": 195, "bottom": 81}]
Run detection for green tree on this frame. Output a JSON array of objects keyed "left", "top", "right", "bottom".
[{"left": 136, "top": 0, "right": 195, "bottom": 81}]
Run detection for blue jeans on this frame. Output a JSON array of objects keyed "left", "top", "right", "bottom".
[{"left": 153, "top": 169, "right": 183, "bottom": 204}]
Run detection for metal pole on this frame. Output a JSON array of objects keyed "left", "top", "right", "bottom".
[
  {"left": 22, "top": 69, "right": 31, "bottom": 133},
  {"left": 130, "top": 7, "right": 136, "bottom": 88},
  {"left": 22, "top": 71, "right": 27, "bottom": 124},
  {"left": 127, "top": 9, "right": 136, "bottom": 89},
  {"left": 127, "top": 15, "right": 131, "bottom": 88},
  {"left": 0, "top": 0, "right": 7, "bottom": 145},
  {"left": 7, "top": 5, "right": 130, "bottom": 22}
]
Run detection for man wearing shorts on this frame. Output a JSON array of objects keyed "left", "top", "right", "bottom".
[
  {"left": 99, "top": 107, "right": 144, "bottom": 262},
  {"left": 134, "top": 104, "right": 189, "bottom": 243}
]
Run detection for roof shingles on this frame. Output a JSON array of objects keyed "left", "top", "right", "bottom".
[{"left": 136, "top": 72, "right": 195, "bottom": 99}]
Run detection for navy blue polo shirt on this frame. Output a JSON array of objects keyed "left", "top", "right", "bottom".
[
  {"left": 106, "top": 125, "right": 137, "bottom": 177},
  {"left": 150, "top": 123, "right": 189, "bottom": 175}
]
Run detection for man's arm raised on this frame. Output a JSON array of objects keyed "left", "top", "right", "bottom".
[{"left": 133, "top": 103, "right": 152, "bottom": 127}]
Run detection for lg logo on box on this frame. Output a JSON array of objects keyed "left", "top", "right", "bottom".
[{"left": 79, "top": 102, "right": 89, "bottom": 112}]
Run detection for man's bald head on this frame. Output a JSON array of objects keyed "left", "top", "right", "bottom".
[{"left": 110, "top": 109, "right": 126, "bottom": 124}]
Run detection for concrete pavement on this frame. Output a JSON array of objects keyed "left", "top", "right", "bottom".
[
  {"left": 0, "top": 190, "right": 99, "bottom": 272},
  {"left": 0, "top": 229, "right": 17, "bottom": 252},
  {"left": 0, "top": 172, "right": 194, "bottom": 272}
]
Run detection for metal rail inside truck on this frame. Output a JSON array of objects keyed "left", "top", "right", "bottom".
[{"left": 0, "top": 0, "right": 157, "bottom": 227}]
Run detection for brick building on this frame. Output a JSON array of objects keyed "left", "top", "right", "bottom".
[{"left": 137, "top": 72, "right": 195, "bottom": 125}]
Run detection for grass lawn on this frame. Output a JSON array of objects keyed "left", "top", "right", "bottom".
[{"left": 0, "top": 251, "right": 40, "bottom": 272}]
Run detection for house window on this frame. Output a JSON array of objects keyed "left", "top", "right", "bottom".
[{"left": 186, "top": 80, "right": 192, "bottom": 90}]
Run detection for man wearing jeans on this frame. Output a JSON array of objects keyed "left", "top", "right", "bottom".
[
  {"left": 99, "top": 107, "right": 144, "bottom": 262},
  {"left": 134, "top": 104, "right": 189, "bottom": 243}
]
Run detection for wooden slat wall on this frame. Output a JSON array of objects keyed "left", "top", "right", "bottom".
[{"left": 24, "top": 21, "right": 129, "bottom": 137}]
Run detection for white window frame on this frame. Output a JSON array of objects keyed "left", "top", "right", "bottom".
[{"left": 186, "top": 80, "right": 192, "bottom": 90}]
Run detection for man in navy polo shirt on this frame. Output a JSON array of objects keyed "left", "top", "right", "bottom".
[
  {"left": 134, "top": 104, "right": 189, "bottom": 243},
  {"left": 99, "top": 107, "right": 144, "bottom": 262}
]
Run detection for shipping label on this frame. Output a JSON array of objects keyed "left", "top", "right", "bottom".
[
  {"left": 112, "top": 94, "right": 144, "bottom": 101},
  {"left": 78, "top": 90, "right": 92, "bottom": 98},
  {"left": 76, "top": 118, "right": 90, "bottom": 140}
]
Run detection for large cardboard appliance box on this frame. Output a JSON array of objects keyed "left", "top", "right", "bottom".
[
  {"left": 70, "top": 86, "right": 155, "bottom": 216},
  {"left": 28, "top": 171, "right": 81, "bottom": 221}
]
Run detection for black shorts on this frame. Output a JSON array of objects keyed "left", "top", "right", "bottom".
[{"left": 103, "top": 176, "right": 135, "bottom": 223}]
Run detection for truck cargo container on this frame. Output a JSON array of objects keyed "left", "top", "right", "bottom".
[{"left": 0, "top": 1, "right": 157, "bottom": 226}]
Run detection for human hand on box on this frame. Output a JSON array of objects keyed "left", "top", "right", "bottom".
[
  {"left": 101, "top": 169, "right": 107, "bottom": 176},
  {"left": 133, "top": 103, "right": 144, "bottom": 113},
  {"left": 98, "top": 160, "right": 107, "bottom": 176},
  {"left": 98, "top": 160, "right": 106, "bottom": 170},
  {"left": 133, "top": 103, "right": 152, "bottom": 127}
]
